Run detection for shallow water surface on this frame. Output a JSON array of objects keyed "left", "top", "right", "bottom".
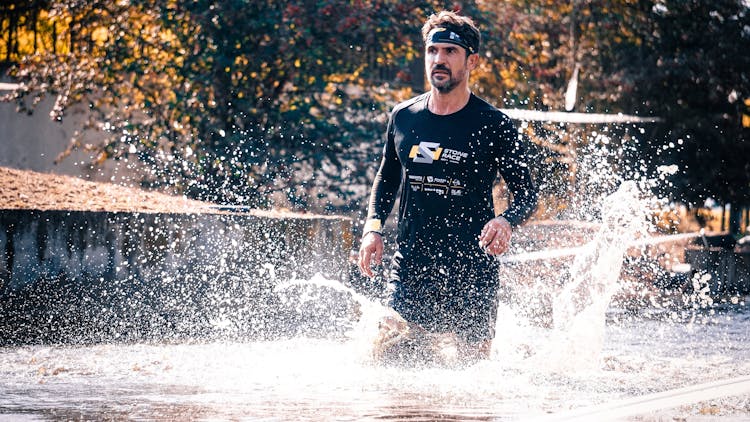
[
  {"left": 1, "top": 303, "right": 748, "bottom": 421},
  {"left": 2, "top": 184, "right": 748, "bottom": 421}
]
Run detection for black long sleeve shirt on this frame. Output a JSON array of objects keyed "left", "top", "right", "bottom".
[{"left": 366, "top": 92, "right": 537, "bottom": 262}]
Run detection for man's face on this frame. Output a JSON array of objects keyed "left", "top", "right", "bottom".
[{"left": 425, "top": 43, "right": 472, "bottom": 94}]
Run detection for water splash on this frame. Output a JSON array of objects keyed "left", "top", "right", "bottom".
[
  {"left": 2, "top": 186, "right": 750, "bottom": 419},
  {"left": 513, "top": 181, "right": 649, "bottom": 372},
  {"left": 265, "top": 181, "right": 654, "bottom": 373},
  {"left": 274, "top": 273, "right": 396, "bottom": 362},
  {"left": 261, "top": 181, "right": 652, "bottom": 373},
  {"left": 554, "top": 182, "right": 648, "bottom": 326}
]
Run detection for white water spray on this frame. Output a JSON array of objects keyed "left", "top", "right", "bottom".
[
  {"left": 274, "top": 273, "right": 397, "bottom": 361},
  {"left": 269, "top": 181, "right": 652, "bottom": 372},
  {"left": 553, "top": 181, "right": 647, "bottom": 327},
  {"left": 2, "top": 179, "right": 749, "bottom": 420},
  {"left": 512, "top": 181, "right": 649, "bottom": 372}
]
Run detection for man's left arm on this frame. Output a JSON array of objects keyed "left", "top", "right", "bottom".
[{"left": 479, "top": 121, "right": 538, "bottom": 255}]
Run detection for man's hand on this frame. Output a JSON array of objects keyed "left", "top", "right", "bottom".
[
  {"left": 479, "top": 216, "right": 512, "bottom": 255},
  {"left": 358, "top": 232, "right": 384, "bottom": 277}
]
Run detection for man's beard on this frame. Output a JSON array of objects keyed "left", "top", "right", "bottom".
[
  {"left": 429, "top": 65, "right": 464, "bottom": 93},
  {"left": 431, "top": 75, "right": 459, "bottom": 93}
]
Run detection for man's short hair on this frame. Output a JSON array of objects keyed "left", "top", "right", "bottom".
[{"left": 421, "top": 11, "right": 481, "bottom": 55}]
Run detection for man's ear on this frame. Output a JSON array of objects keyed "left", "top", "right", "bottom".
[{"left": 467, "top": 53, "right": 479, "bottom": 70}]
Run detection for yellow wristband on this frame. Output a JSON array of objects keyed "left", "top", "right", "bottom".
[{"left": 363, "top": 218, "right": 382, "bottom": 234}]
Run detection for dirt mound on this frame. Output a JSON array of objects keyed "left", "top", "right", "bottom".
[{"left": 0, "top": 166, "right": 213, "bottom": 214}]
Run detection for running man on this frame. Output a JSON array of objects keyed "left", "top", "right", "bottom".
[{"left": 358, "top": 10, "right": 538, "bottom": 360}]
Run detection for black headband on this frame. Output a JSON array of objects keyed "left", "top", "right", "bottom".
[{"left": 426, "top": 27, "right": 476, "bottom": 54}]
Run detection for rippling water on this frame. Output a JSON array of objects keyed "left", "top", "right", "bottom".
[
  {"left": 1, "top": 300, "right": 748, "bottom": 421},
  {"left": 2, "top": 184, "right": 749, "bottom": 421}
]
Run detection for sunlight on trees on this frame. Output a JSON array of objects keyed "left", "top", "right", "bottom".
[{"left": 1, "top": 0, "right": 748, "bottom": 229}]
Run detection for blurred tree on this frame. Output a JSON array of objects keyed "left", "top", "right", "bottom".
[
  {"left": 622, "top": 0, "right": 750, "bottom": 234},
  {"left": 473, "top": 0, "right": 749, "bottom": 228},
  {"left": 0, "top": 0, "right": 54, "bottom": 68},
  {"left": 2, "top": 0, "right": 440, "bottom": 211},
  {"left": 6, "top": 0, "right": 747, "bottom": 229},
  {"left": 474, "top": 0, "right": 659, "bottom": 218}
]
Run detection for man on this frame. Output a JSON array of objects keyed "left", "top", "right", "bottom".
[{"left": 358, "top": 11, "right": 538, "bottom": 361}]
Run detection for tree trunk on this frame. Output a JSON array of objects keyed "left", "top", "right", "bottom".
[
  {"left": 32, "top": 8, "right": 37, "bottom": 53},
  {"left": 6, "top": 10, "right": 15, "bottom": 62},
  {"left": 69, "top": 16, "right": 75, "bottom": 53},
  {"left": 729, "top": 204, "right": 743, "bottom": 236}
]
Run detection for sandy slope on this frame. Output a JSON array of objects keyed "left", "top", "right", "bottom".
[{"left": 0, "top": 166, "right": 213, "bottom": 214}]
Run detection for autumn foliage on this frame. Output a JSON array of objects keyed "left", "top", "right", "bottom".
[{"left": 1, "top": 0, "right": 749, "bottom": 227}]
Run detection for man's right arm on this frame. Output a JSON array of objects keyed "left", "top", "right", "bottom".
[{"left": 358, "top": 118, "right": 402, "bottom": 277}]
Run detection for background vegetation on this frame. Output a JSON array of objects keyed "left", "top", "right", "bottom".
[{"left": 1, "top": 0, "right": 749, "bottom": 233}]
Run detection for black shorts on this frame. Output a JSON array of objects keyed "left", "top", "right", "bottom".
[{"left": 388, "top": 251, "right": 500, "bottom": 344}]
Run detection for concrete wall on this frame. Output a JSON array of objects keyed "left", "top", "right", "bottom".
[
  {"left": 0, "top": 209, "right": 354, "bottom": 344},
  {"left": 1, "top": 87, "right": 360, "bottom": 344},
  {"left": 0, "top": 95, "right": 127, "bottom": 181}
]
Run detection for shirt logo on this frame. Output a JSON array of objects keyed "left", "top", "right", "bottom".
[{"left": 409, "top": 142, "right": 443, "bottom": 164}]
